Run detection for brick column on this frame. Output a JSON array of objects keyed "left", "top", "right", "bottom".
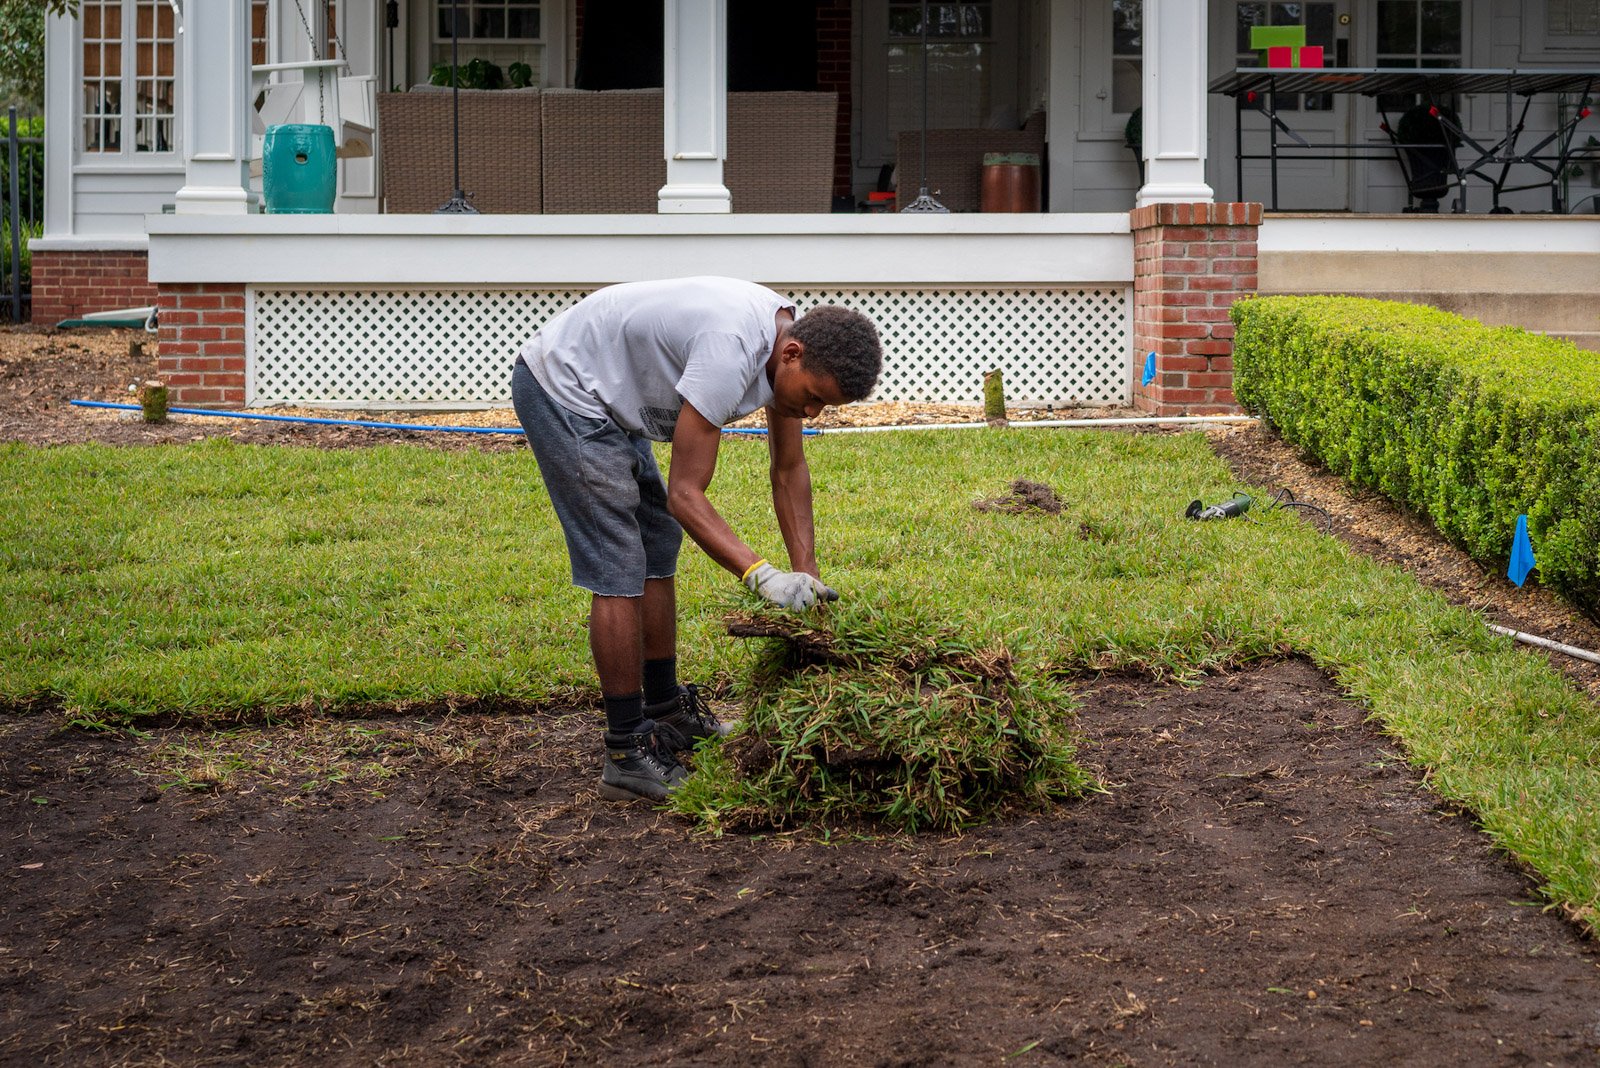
[
  {"left": 157, "top": 283, "right": 247, "bottom": 407},
  {"left": 1130, "top": 202, "right": 1260, "bottom": 416}
]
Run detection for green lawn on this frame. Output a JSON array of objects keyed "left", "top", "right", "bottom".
[{"left": 3, "top": 430, "right": 1598, "bottom": 918}]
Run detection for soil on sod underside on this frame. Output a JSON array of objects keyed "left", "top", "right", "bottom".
[{"left": 4, "top": 658, "right": 1598, "bottom": 1067}]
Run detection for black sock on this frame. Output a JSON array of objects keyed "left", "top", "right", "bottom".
[
  {"left": 642, "top": 657, "right": 679, "bottom": 706},
  {"left": 603, "top": 692, "right": 645, "bottom": 736}
]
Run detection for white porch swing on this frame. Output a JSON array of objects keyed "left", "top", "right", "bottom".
[{"left": 244, "top": 0, "right": 376, "bottom": 184}]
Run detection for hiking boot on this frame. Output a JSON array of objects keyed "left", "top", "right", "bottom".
[
  {"left": 599, "top": 719, "right": 689, "bottom": 803},
  {"left": 645, "top": 683, "right": 735, "bottom": 752}
]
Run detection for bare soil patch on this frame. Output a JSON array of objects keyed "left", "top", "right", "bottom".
[
  {"left": 972, "top": 478, "right": 1066, "bottom": 515},
  {"left": 6, "top": 329, "right": 1600, "bottom": 1063},
  {"left": 4, "top": 659, "right": 1599, "bottom": 1066}
]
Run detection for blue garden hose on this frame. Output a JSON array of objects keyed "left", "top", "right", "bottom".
[{"left": 69, "top": 400, "right": 814, "bottom": 436}]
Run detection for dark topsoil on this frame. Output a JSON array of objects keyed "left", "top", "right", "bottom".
[{"left": 4, "top": 330, "right": 1600, "bottom": 1066}]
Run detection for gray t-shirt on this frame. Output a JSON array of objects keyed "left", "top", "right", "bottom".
[{"left": 518, "top": 277, "right": 793, "bottom": 441}]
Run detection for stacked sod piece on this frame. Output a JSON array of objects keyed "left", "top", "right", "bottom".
[{"left": 673, "top": 601, "right": 1092, "bottom": 833}]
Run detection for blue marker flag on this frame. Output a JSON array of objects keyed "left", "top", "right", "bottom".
[
  {"left": 1508, "top": 513, "right": 1536, "bottom": 587},
  {"left": 1141, "top": 351, "right": 1156, "bottom": 387}
]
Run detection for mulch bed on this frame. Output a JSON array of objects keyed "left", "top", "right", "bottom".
[{"left": 4, "top": 328, "right": 1600, "bottom": 1064}]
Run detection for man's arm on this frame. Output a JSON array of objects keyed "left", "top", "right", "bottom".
[
  {"left": 765, "top": 408, "right": 819, "bottom": 578},
  {"left": 666, "top": 400, "right": 762, "bottom": 579}
]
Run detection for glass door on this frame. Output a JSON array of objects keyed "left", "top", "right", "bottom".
[{"left": 1232, "top": 1, "right": 1354, "bottom": 209}]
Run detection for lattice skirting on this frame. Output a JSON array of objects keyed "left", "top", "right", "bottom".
[{"left": 248, "top": 286, "right": 1132, "bottom": 408}]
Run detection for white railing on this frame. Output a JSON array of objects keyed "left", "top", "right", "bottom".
[{"left": 153, "top": 213, "right": 1138, "bottom": 408}]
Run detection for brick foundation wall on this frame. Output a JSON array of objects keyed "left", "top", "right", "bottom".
[
  {"left": 1130, "top": 202, "right": 1261, "bottom": 416},
  {"left": 31, "top": 249, "right": 159, "bottom": 326},
  {"left": 157, "top": 283, "right": 247, "bottom": 407}
]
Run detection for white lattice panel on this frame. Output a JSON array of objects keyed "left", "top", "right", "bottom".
[
  {"left": 784, "top": 288, "right": 1129, "bottom": 406},
  {"left": 249, "top": 286, "right": 1130, "bottom": 408}
]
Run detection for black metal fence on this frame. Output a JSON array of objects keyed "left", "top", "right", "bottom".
[{"left": 1, "top": 107, "right": 44, "bottom": 322}]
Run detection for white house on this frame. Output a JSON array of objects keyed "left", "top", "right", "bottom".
[{"left": 32, "top": 1, "right": 1600, "bottom": 413}]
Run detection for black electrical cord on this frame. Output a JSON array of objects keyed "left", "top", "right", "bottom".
[
  {"left": 1183, "top": 487, "right": 1334, "bottom": 532},
  {"left": 1264, "top": 487, "right": 1334, "bottom": 533}
]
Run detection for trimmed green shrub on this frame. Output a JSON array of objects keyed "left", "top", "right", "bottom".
[
  {"left": 671, "top": 600, "right": 1094, "bottom": 833},
  {"left": 1232, "top": 295, "right": 1600, "bottom": 613}
]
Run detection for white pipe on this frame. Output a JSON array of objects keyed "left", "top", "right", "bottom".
[
  {"left": 1486, "top": 623, "right": 1600, "bottom": 667},
  {"left": 818, "top": 414, "right": 1258, "bottom": 434}
]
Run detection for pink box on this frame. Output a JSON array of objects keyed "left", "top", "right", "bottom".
[
  {"left": 1267, "top": 46, "right": 1293, "bottom": 67},
  {"left": 1297, "top": 45, "right": 1325, "bottom": 68}
]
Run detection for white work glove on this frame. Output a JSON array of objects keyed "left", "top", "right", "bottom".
[{"left": 743, "top": 560, "right": 838, "bottom": 611}]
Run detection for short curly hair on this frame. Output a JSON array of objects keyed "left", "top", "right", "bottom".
[{"left": 789, "top": 304, "right": 883, "bottom": 402}]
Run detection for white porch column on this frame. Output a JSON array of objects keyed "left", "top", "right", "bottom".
[
  {"left": 658, "top": 0, "right": 731, "bottom": 214},
  {"left": 1136, "top": 0, "right": 1214, "bottom": 207},
  {"left": 174, "top": 0, "right": 256, "bottom": 214}
]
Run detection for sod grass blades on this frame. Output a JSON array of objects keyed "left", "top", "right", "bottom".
[{"left": 671, "top": 600, "right": 1095, "bottom": 834}]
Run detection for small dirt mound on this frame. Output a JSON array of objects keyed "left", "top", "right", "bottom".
[{"left": 973, "top": 478, "right": 1064, "bottom": 515}]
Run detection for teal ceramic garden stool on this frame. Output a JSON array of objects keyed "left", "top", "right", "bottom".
[{"left": 262, "top": 123, "right": 336, "bottom": 214}]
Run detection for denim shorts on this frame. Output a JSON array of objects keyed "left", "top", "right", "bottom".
[{"left": 511, "top": 360, "right": 682, "bottom": 597}]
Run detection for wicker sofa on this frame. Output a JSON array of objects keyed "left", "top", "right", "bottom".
[
  {"left": 380, "top": 88, "right": 837, "bottom": 214},
  {"left": 894, "top": 112, "right": 1046, "bottom": 212}
]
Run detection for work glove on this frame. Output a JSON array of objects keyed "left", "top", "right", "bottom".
[{"left": 743, "top": 560, "right": 838, "bottom": 611}]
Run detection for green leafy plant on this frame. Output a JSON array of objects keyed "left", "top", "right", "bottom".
[
  {"left": 1232, "top": 295, "right": 1600, "bottom": 614},
  {"left": 428, "top": 58, "right": 506, "bottom": 90},
  {"left": 507, "top": 61, "right": 533, "bottom": 89}
]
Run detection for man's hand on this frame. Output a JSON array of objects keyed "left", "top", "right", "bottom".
[{"left": 744, "top": 561, "right": 838, "bottom": 611}]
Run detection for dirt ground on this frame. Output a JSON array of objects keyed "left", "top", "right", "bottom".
[{"left": 4, "top": 329, "right": 1600, "bottom": 1066}]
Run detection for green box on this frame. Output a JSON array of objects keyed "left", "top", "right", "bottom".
[{"left": 1249, "top": 25, "right": 1307, "bottom": 51}]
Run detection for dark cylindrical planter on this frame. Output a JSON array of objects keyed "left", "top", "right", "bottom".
[{"left": 980, "top": 152, "right": 1041, "bottom": 213}]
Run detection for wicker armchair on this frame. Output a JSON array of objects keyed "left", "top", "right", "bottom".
[
  {"left": 376, "top": 87, "right": 542, "bottom": 213},
  {"left": 895, "top": 112, "right": 1046, "bottom": 212}
]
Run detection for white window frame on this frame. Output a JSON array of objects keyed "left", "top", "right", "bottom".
[
  {"left": 75, "top": 0, "right": 182, "bottom": 166},
  {"left": 1524, "top": 0, "right": 1600, "bottom": 58},
  {"left": 418, "top": 0, "right": 565, "bottom": 87}
]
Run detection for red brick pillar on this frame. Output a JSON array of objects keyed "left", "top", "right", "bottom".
[
  {"left": 1130, "top": 202, "right": 1260, "bottom": 416},
  {"left": 157, "top": 283, "right": 247, "bottom": 407}
]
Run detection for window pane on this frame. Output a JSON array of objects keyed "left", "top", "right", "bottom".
[
  {"left": 1112, "top": 58, "right": 1140, "bottom": 113},
  {"left": 1551, "top": 0, "right": 1600, "bottom": 34},
  {"left": 1377, "top": 1, "right": 1417, "bottom": 53},
  {"left": 1305, "top": 3, "right": 1335, "bottom": 48},
  {"left": 1420, "top": 1, "right": 1461, "bottom": 54},
  {"left": 1112, "top": 0, "right": 1140, "bottom": 54},
  {"left": 506, "top": 8, "right": 539, "bottom": 37},
  {"left": 1237, "top": 3, "right": 1265, "bottom": 53},
  {"left": 888, "top": 6, "right": 921, "bottom": 36}
]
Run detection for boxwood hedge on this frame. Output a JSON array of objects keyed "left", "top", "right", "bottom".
[{"left": 1232, "top": 295, "right": 1600, "bottom": 614}]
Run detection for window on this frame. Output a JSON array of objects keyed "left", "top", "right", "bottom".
[
  {"left": 433, "top": 1, "right": 544, "bottom": 82},
  {"left": 252, "top": 0, "right": 271, "bottom": 65},
  {"left": 884, "top": 3, "right": 999, "bottom": 137},
  {"left": 1375, "top": 0, "right": 1462, "bottom": 111},
  {"left": 1527, "top": 0, "right": 1600, "bottom": 54},
  {"left": 81, "top": 0, "right": 177, "bottom": 156},
  {"left": 1111, "top": 1, "right": 1141, "bottom": 115}
]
